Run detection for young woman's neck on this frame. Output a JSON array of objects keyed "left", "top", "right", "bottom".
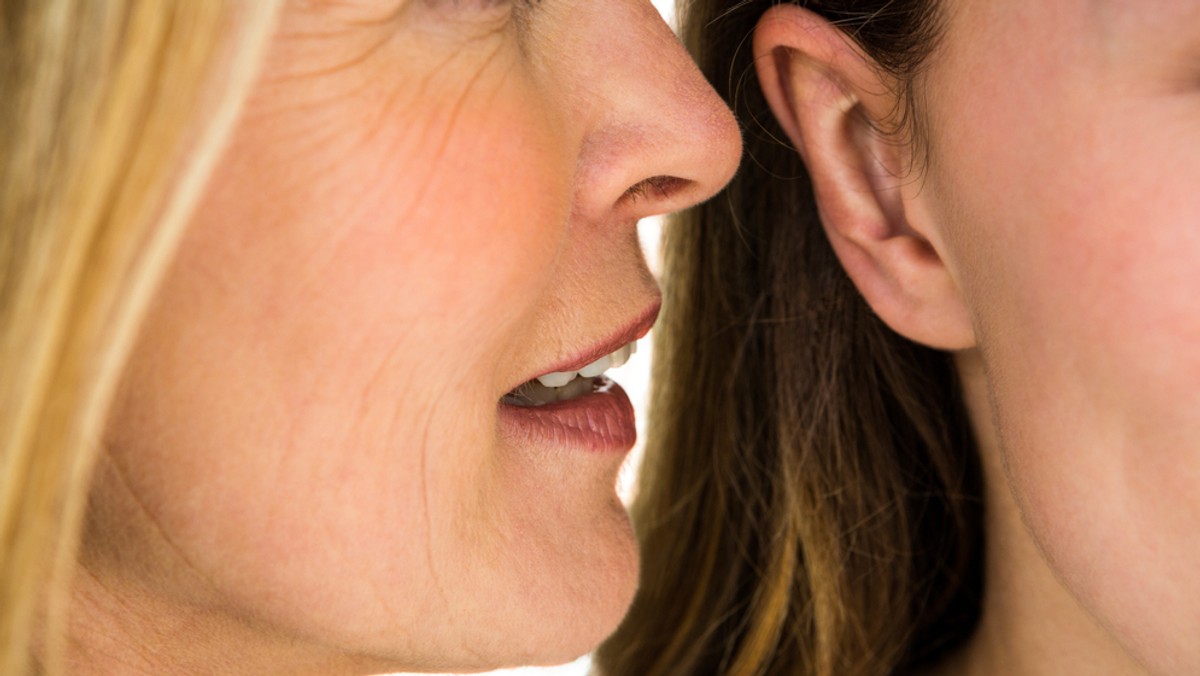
[{"left": 933, "top": 351, "right": 1148, "bottom": 676}]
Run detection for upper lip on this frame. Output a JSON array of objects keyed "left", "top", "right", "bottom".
[{"left": 508, "top": 300, "right": 661, "bottom": 390}]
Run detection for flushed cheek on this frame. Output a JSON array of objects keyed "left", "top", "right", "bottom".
[
  {"left": 228, "top": 24, "right": 572, "bottom": 337},
  {"left": 248, "top": 94, "right": 567, "bottom": 331},
  {"left": 189, "top": 36, "right": 575, "bottom": 417}
]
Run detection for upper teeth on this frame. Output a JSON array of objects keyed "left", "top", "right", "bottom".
[{"left": 535, "top": 341, "right": 637, "bottom": 388}]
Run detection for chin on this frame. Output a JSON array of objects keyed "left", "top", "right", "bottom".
[
  {"left": 568, "top": 534, "right": 641, "bottom": 661},
  {"left": 497, "top": 512, "right": 641, "bottom": 669}
]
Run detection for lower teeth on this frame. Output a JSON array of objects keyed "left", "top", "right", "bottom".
[{"left": 502, "top": 375, "right": 613, "bottom": 407}]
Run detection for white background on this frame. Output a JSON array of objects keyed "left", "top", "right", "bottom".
[{"left": 393, "top": 2, "right": 677, "bottom": 673}]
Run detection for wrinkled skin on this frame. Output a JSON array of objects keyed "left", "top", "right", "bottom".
[{"left": 83, "top": 1, "right": 741, "bottom": 673}]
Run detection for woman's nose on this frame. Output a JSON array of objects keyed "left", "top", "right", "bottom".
[{"left": 561, "top": 1, "right": 743, "bottom": 222}]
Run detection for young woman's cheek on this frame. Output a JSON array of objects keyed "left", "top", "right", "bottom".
[
  {"left": 914, "top": 3, "right": 1200, "bottom": 670},
  {"left": 1000, "top": 76, "right": 1200, "bottom": 676}
]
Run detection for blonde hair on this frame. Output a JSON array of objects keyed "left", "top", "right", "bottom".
[{"left": 0, "top": 2, "right": 280, "bottom": 672}]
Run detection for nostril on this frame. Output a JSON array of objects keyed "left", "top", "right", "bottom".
[{"left": 622, "top": 175, "right": 690, "bottom": 205}]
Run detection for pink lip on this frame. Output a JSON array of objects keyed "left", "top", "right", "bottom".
[
  {"left": 535, "top": 301, "right": 661, "bottom": 380},
  {"left": 497, "top": 300, "right": 660, "bottom": 454},
  {"left": 498, "top": 378, "right": 636, "bottom": 453}
]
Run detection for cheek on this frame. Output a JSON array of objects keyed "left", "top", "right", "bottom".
[
  {"left": 943, "top": 107, "right": 1200, "bottom": 510},
  {"left": 925, "top": 12, "right": 1200, "bottom": 668},
  {"left": 100, "top": 35, "right": 575, "bottom": 654}
]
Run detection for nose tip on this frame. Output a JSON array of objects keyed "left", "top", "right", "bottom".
[
  {"left": 570, "top": 2, "right": 743, "bottom": 222},
  {"left": 623, "top": 58, "right": 744, "bottom": 219},
  {"left": 641, "top": 87, "right": 743, "bottom": 216}
]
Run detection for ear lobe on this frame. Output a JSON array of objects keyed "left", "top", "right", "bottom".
[{"left": 753, "top": 5, "right": 975, "bottom": 351}]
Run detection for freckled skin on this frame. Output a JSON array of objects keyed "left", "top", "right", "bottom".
[
  {"left": 918, "top": 1, "right": 1200, "bottom": 672},
  {"left": 84, "top": 1, "right": 741, "bottom": 674}
]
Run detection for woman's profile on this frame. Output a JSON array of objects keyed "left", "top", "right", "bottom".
[
  {"left": 600, "top": 0, "right": 1200, "bottom": 674},
  {"left": 0, "top": 1, "right": 740, "bottom": 673}
]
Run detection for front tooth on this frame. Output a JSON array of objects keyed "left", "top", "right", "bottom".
[
  {"left": 578, "top": 354, "right": 611, "bottom": 378},
  {"left": 536, "top": 371, "right": 577, "bottom": 388},
  {"left": 609, "top": 343, "right": 632, "bottom": 369}
]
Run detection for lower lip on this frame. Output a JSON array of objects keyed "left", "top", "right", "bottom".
[{"left": 497, "top": 379, "right": 636, "bottom": 453}]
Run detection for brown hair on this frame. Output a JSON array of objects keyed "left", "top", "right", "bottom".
[{"left": 596, "top": 1, "right": 983, "bottom": 674}]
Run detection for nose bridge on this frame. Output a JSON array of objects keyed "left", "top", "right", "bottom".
[{"left": 565, "top": 1, "right": 742, "bottom": 219}]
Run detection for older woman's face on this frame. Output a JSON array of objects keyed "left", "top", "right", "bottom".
[
  {"left": 920, "top": 0, "right": 1200, "bottom": 671},
  {"left": 95, "top": 0, "right": 739, "bottom": 671}
]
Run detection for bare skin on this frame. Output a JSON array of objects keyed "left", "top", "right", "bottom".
[
  {"left": 77, "top": 1, "right": 740, "bottom": 673},
  {"left": 756, "top": 1, "right": 1200, "bottom": 673}
]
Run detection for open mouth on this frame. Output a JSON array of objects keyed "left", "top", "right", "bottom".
[
  {"left": 501, "top": 341, "right": 636, "bottom": 407},
  {"left": 496, "top": 303, "right": 656, "bottom": 452}
]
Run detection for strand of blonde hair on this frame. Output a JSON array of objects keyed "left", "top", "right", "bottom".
[{"left": 0, "top": 3, "right": 280, "bottom": 672}]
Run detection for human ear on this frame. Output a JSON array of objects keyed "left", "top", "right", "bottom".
[{"left": 753, "top": 5, "right": 974, "bottom": 351}]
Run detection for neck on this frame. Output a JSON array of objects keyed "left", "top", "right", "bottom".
[{"left": 933, "top": 351, "right": 1147, "bottom": 676}]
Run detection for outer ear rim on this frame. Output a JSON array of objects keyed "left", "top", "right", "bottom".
[
  {"left": 754, "top": 5, "right": 896, "bottom": 154},
  {"left": 752, "top": 5, "right": 853, "bottom": 162}
]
